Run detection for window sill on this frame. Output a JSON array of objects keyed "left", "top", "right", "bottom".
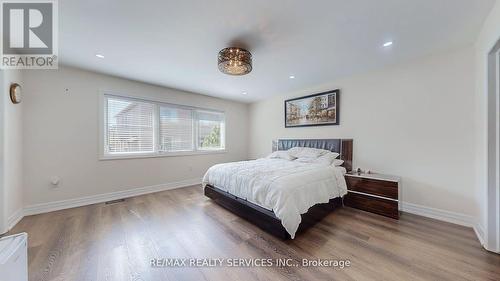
[{"left": 99, "top": 149, "right": 227, "bottom": 161}]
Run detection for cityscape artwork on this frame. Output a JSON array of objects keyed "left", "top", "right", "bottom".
[{"left": 285, "top": 90, "right": 339, "bottom": 127}]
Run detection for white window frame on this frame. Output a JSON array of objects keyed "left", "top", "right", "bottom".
[{"left": 99, "top": 91, "right": 226, "bottom": 160}]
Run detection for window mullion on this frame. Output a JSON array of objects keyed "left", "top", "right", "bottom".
[
  {"left": 104, "top": 96, "right": 109, "bottom": 154},
  {"left": 193, "top": 110, "right": 198, "bottom": 152},
  {"left": 154, "top": 103, "right": 160, "bottom": 154}
]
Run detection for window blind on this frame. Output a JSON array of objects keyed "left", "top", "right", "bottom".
[
  {"left": 103, "top": 94, "right": 225, "bottom": 157},
  {"left": 106, "top": 97, "right": 155, "bottom": 154},
  {"left": 159, "top": 106, "right": 194, "bottom": 152}
]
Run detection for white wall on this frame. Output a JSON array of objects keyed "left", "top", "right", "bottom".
[
  {"left": 22, "top": 66, "right": 248, "bottom": 207},
  {"left": 0, "top": 69, "right": 24, "bottom": 233},
  {"left": 249, "top": 47, "right": 477, "bottom": 217},
  {"left": 474, "top": 0, "right": 500, "bottom": 252}
]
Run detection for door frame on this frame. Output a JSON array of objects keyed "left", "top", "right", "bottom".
[
  {"left": 0, "top": 70, "right": 5, "bottom": 234},
  {"left": 486, "top": 41, "right": 500, "bottom": 253}
]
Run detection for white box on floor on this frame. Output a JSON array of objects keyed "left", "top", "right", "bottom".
[{"left": 0, "top": 233, "right": 28, "bottom": 281}]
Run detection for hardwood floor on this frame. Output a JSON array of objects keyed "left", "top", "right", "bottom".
[{"left": 7, "top": 185, "right": 500, "bottom": 281}]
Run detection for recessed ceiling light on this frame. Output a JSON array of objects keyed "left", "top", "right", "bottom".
[
  {"left": 383, "top": 41, "right": 393, "bottom": 47},
  {"left": 241, "top": 92, "right": 248, "bottom": 95},
  {"left": 95, "top": 54, "right": 105, "bottom": 58},
  {"left": 289, "top": 75, "right": 295, "bottom": 79}
]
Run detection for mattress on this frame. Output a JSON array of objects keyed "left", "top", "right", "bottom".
[{"left": 202, "top": 158, "right": 347, "bottom": 238}]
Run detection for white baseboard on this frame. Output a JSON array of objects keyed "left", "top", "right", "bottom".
[
  {"left": 474, "top": 223, "right": 500, "bottom": 253},
  {"left": 473, "top": 223, "right": 485, "bottom": 246},
  {"left": 401, "top": 202, "right": 486, "bottom": 246},
  {"left": 7, "top": 184, "right": 488, "bottom": 251},
  {"left": 4, "top": 208, "right": 24, "bottom": 233},
  {"left": 402, "top": 202, "right": 475, "bottom": 227},
  {"left": 23, "top": 178, "right": 201, "bottom": 216}
]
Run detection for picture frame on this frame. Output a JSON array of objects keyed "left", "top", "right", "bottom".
[{"left": 284, "top": 89, "right": 340, "bottom": 128}]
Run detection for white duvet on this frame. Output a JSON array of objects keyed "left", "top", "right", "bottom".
[{"left": 202, "top": 158, "right": 348, "bottom": 238}]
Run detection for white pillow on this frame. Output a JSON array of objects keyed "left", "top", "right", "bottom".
[
  {"left": 332, "top": 159, "right": 344, "bottom": 166},
  {"left": 294, "top": 157, "right": 318, "bottom": 163},
  {"left": 313, "top": 152, "right": 339, "bottom": 165},
  {"left": 295, "top": 152, "right": 342, "bottom": 166},
  {"left": 287, "top": 147, "right": 331, "bottom": 158},
  {"left": 266, "top": 151, "right": 296, "bottom": 161}
]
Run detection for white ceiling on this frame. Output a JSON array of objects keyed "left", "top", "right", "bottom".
[{"left": 60, "top": 0, "right": 495, "bottom": 102}]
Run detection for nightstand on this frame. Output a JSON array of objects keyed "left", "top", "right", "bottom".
[{"left": 344, "top": 172, "right": 401, "bottom": 219}]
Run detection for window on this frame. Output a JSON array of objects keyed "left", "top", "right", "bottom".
[
  {"left": 103, "top": 94, "right": 225, "bottom": 158},
  {"left": 197, "top": 111, "right": 225, "bottom": 150},
  {"left": 159, "top": 106, "right": 194, "bottom": 152},
  {"left": 106, "top": 97, "right": 155, "bottom": 154}
]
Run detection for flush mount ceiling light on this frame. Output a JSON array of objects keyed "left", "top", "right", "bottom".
[
  {"left": 95, "top": 54, "right": 105, "bottom": 58},
  {"left": 218, "top": 47, "right": 252, "bottom": 75}
]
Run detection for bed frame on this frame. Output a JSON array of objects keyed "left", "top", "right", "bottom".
[{"left": 204, "top": 139, "right": 353, "bottom": 239}]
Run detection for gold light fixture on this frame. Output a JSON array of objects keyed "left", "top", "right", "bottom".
[{"left": 218, "top": 47, "right": 252, "bottom": 75}]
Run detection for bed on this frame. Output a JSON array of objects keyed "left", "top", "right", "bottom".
[{"left": 203, "top": 139, "right": 353, "bottom": 239}]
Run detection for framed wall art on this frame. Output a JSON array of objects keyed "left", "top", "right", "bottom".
[{"left": 284, "top": 89, "right": 339, "bottom": 128}]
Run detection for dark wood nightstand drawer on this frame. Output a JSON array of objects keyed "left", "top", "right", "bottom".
[
  {"left": 344, "top": 192, "right": 399, "bottom": 219},
  {"left": 345, "top": 176, "right": 398, "bottom": 200}
]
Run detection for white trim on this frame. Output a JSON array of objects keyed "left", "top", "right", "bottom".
[
  {"left": 401, "top": 201, "right": 497, "bottom": 251},
  {"left": 475, "top": 222, "right": 500, "bottom": 253},
  {"left": 402, "top": 202, "right": 475, "bottom": 227},
  {"left": 99, "top": 149, "right": 227, "bottom": 161},
  {"left": 484, "top": 44, "right": 500, "bottom": 254},
  {"left": 402, "top": 202, "right": 491, "bottom": 250},
  {"left": 495, "top": 49, "right": 500, "bottom": 253},
  {"left": 98, "top": 90, "right": 106, "bottom": 160},
  {"left": 5, "top": 208, "right": 24, "bottom": 233},
  {"left": 5, "top": 185, "right": 493, "bottom": 252},
  {"left": 23, "top": 178, "right": 201, "bottom": 216},
  {"left": 474, "top": 223, "right": 485, "bottom": 246}
]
